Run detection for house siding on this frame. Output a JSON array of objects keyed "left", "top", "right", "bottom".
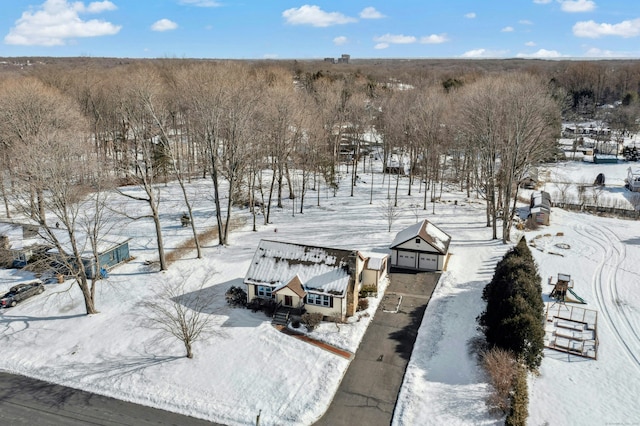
[
  {"left": 304, "top": 296, "right": 344, "bottom": 319},
  {"left": 274, "top": 286, "right": 304, "bottom": 308}
]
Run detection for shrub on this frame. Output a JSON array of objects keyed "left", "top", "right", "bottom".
[
  {"left": 301, "top": 312, "right": 323, "bottom": 331},
  {"left": 291, "top": 319, "right": 301, "bottom": 329},
  {"left": 482, "top": 348, "right": 517, "bottom": 415},
  {"left": 505, "top": 363, "right": 529, "bottom": 426},
  {"left": 225, "top": 286, "right": 247, "bottom": 307},
  {"left": 357, "top": 298, "right": 369, "bottom": 311}
]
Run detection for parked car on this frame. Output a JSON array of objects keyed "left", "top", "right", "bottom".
[{"left": 0, "top": 281, "right": 45, "bottom": 308}]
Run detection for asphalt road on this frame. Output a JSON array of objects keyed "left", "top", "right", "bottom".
[
  {"left": 0, "top": 371, "right": 220, "bottom": 426},
  {"left": 314, "top": 271, "right": 441, "bottom": 426}
]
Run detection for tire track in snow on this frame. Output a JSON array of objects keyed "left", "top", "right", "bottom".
[
  {"left": 574, "top": 223, "right": 640, "bottom": 370},
  {"left": 593, "top": 224, "right": 640, "bottom": 348}
]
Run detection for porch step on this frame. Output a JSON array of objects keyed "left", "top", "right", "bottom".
[{"left": 272, "top": 311, "right": 289, "bottom": 326}]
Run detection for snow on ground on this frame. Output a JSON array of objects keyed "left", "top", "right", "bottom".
[
  {"left": 2, "top": 158, "right": 640, "bottom": 425},
  {"left": 394, "top": 160, "right": 640, "bottom": 425}
]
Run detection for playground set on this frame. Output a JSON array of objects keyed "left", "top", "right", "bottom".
[{"left": 544, "top": 273, "right": 599, "bottom": 360}]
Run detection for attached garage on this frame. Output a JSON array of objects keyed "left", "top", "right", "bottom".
[{"left": 390, "top": 220, "right": 451, "bottom": 272}]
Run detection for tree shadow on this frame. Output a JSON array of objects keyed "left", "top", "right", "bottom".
[
  {"left": 388, "top": 301, "right": 428, "bottom": 361},
  {"left": 171, "top": 278, "right": 264, "bottom": 328},
  {"left": 0, "top": 371, "right": 81, "bottom": 408}
]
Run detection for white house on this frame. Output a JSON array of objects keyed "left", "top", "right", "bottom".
[
  {"left": 390, "top": 220, "right": 451, "bottom": 272},
  {"left": 244, "top": 240, "right": 388, "bottom": 320}
]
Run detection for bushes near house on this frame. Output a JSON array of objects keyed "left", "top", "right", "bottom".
[
  {"left": 359, "top": 284, "right": 377, "bottom": 298},
  {"left": 301, "top": 312, "right": 323, "bottom": 331},
  {"left": 357, "top": 298, "right": 369, "bottom": 311},
  {"left": 225, "top": 286, "right": 247, "bottom": 307}
]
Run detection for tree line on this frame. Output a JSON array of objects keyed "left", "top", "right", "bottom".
[{"left": 0, "top": 59, "right": 563, "bottom": 314}]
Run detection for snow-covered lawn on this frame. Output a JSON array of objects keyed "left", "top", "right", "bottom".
[
  {"left": 2, "top": 159, "right": 640, "bottom": 425},
  {"left": 394, "top": 162, "right": 640, "bottom": 425}
]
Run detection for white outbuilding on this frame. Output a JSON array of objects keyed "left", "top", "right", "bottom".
[{"left": 390, "top": 220, "right": 451, "bottom": 272}]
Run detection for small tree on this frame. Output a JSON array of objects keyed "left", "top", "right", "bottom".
[
  {"left": 143, "top": 277, "right": 221, "bottom": 359},
  {"left": 379, "top": 199, "right": 401, "bottom": 232}
]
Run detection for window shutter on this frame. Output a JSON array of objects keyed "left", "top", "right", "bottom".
[
  {"left": 303, "top": 295, "right": 307, "bottom": 303},
  {"left": 329, "top": 296, "right": 333, "bottom": 308}
]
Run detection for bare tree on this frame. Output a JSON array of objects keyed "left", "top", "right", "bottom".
[
  {"left": 142, "top": 274, "right": 222, "bottom": 359},
  {"left": 379, "top": 199, "right": 401, "bottom": 232},
  {"left": 0, "top": 76, "right": 111, "bottom": 315}
]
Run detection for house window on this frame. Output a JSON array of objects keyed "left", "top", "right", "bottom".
[
  {"left": 416, "top": 238, "right": 421, "bottom": 244},
  {"left": 256, "top": 285, "right": 273, "bottom": 298},
  {"left": 306, "top": 293, "right": 332, "bottom": 307}
]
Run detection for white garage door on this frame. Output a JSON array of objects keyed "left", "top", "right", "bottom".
[
  {"left": 418, "top": 253, "right": 438, "bottom": 270},
  {"left": 397, "top": 251, "right": 416, "bottom": 268}
]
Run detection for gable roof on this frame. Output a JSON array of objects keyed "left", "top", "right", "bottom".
[
  {"left": 273, "top": 274, "right": 307, "bottom": 298},
  {"left": 390, "top": 220, "right": 451, "bottom": 254},
  {"left": 244, "top": 240, "right": 355, "bottom": 296}
]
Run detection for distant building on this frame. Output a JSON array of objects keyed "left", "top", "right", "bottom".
[{"left": 324, "top": 54, "right": 350, "bottom": 64}]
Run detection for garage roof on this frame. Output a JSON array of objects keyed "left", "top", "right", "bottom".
[{"left": 390, "top": 220, "right": 451, "bottom": 254}]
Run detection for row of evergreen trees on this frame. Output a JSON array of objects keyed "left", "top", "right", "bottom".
[
  {"left": 478, "top": 238, "right": 545, "bottom": 425},
  {"left": 478, "top": 237, "right": 545, "bottom": 370}
]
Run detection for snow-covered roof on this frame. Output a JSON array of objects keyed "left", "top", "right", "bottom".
[
  {"left": 244, "top": 240, "right": 355, "bottom": 296},
  {"left": 47, "top": 230, "right": 130, "bottom": 258},
  {"left": 361, "top": 252, "right": 388, "bottom": 271},
  {"left": 390, "top": 220, "right": 451, "bottom": 254}
]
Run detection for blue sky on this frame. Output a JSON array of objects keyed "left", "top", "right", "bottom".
[{"left": 1, "top": 0, "right": 639, "bottom": 59}]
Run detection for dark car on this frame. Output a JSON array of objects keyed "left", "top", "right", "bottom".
[{"left": 0, "top": 281, "right": 45, "bottom": 308}]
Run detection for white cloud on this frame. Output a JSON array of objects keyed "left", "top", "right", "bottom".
[
  {"left": 4, "top": 0, "right": 121, "bottom": 46},
  {"left": 519, "top": 20, "right": 533, "bottom": 25},
  {"left": 584, "top": 47, "right": 635, "bottom": 58},
  {"left": 573, "top": 18, "right": 640, "bottom": 38},
  {"left": 501, "top": 26, "right": 515, "bottom": 32},
  {"left": 151, "top": 19, "right": 178, "bottom": 32},
  {"left": 533, "top": 0, "right": 552, "bottom": 3},
  {"left": 83, "top": 1, "right": 117, "bottom": 13},
  {"left": 525, "top": 41, "right": 537, "bottom": 46},
  {"left": 460, "top": 48, "right": 508, "bottom": 58},
  {"left": 374, "top": 43, "right": 389, "bottom": 50},
  {"left": 263, "top": 53, "right": 279, "bottom": 59},
  {"left": 420, "top": 34, "right": 448, "bottom": 44},
  {"left": 465, "top": 12, "right": 476, "bottom": 19},
  {"left": 373, "top": 34, "right": 416, "bottom": 44},
  {"left": 282, "top": 5, "right": 356, "bottom": 27},
  {"left": 517, "top": 48, "right": 562, "bottom": 58},
  {"left": 179, "top": 0, "right": 221, "bottom": 6},
  {"left": 360, "top": 7, "right": 384, "bottom": 19},
  {"left": 333, "top": 36, "right": 347, "bottom": 46},
  {"left": 559, "top": 0, "right": 596, "bottom": 13}
]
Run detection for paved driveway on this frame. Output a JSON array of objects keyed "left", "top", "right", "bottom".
[{"left": 314, "top": 270, "right": 441, "bottom": 426}]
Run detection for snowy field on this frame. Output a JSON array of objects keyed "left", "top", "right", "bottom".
[{"left": 1, "top": 158, "right": 640, "bottom": 425}]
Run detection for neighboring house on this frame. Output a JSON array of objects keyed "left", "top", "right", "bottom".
[
  {"left": 50, "top": 235, "right": 131, "bottom": 279},
  {"left": 0, "top": 222, "right": 50, "bottom": 268},
  {"left": 627, "top": 167, "right": 640, "bottom": 192},
  {"left": 390, "top": 220, "right": 451, "bottom": 272},
  {"left": 0, "top": 222, "right": 130, "bottom": 278},
  {"left": 530, "top": 191, "right": 551, "bottom": 225},
  {"left": 245, "top": 240, "right": 386, "bottom": 320}
]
